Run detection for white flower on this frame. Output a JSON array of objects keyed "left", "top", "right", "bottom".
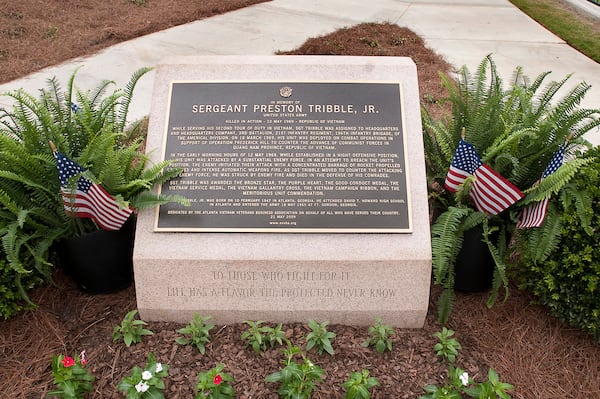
[
  {"left": 459, "top": 372, "right": 469, "bottom": 386},
  {"left": 155, "top": 363, "right": 163, "bottom": 373},
  {"left": 135, "top": 381, "right": 149, "bottom": 393},
  {"left": 142, "top": 370, "right": 153, "bottom": 380}
]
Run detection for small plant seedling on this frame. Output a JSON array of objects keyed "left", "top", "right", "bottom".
[
  {"left": 265, "top": 341, "right": 324, "bottom": 399},
  {"left": 361, "top": 317, "right": 395, "bottom": 354},
  {"left": 463, "top": 368, "right": 514, "bottom": 399},
  {"left": 433, "top": 327, "right": 462, "bottom": 364},
  {"left": 342, "top": 369, "right": 380, "bottom": 399},
  {"left": 241, "top": 320, "right": 269, "bottom": 353},
  {"left": 241, "top": 320, "right": 285, "bottom": 353},
  {"left": 266, "top": 323, "right": 286, "bottom": 349},
  {"left": 176, "top": 313, "right": 214, "bottom": 354},
  {"left": 420, "top": 331, "right": 513, "bottom": 399},
  {"left": 112, "top": 310, "right": 153, "bottom": 347},
  {"left": 305, "top": 319, "right": 336, "bottom": 355}
]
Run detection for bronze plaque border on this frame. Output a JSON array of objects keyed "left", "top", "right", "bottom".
[{"left": 154, "top": 80, "right": 412, "bottom": 233}]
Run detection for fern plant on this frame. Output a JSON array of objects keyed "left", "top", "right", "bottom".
[
  {"left": 0, "top": 67, "right": 188, "bottom": 310},
  {"left": 423, "top": 55, "right": 600, "bottom": 323}
]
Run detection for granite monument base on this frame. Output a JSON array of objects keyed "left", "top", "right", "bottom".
[{"left": 133, "top": 55, "right": 431, "bottom": 327}]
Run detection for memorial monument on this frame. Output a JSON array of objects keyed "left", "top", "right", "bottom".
[{"left": 134, "top": 55, "right": 432, "bottom": 327}]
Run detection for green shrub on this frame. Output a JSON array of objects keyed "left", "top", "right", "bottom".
[
  {"left": 0, "top": 253, "right": 40, "bottom": 318},
  {"left": 515, "top": 147, "right": 600, "bottom": 341}
]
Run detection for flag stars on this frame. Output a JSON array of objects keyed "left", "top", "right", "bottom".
[
  {"left": 452, "top": 141, "right": 483, "bottom": 174},
  {"left": 55, "top": 152, "right": 89, "bottom": 190},
  {"left": 52, "top": 151, "right": 132, "bottom": 230}
]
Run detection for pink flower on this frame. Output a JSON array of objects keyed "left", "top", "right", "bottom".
[
  {"left": 213, "top": 374, "right": 223, "bottom": 385},
  {"left": 80, "top": 351, "right": 87, "bottom": 365},
  {"left": 61, "top": 356, "right": 75, "bottom": 367}
]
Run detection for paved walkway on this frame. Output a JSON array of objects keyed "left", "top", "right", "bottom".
[{"left": 1, "top": 0, "right": 598, "bottom": 145}]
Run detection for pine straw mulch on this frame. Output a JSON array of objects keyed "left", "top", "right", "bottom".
[
  {"left": 0, "top": 0, "right": 269, "bottom": 85},
  {"left": 2, "top": 268, "right": 600, "bottom": 399},
  {"left": 1, "top": 2, "right": 599, "bottom": 399}
]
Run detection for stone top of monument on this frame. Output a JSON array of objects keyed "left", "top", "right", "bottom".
[{"left": 133, "top": 55, "right": 431, "bottom": 327}]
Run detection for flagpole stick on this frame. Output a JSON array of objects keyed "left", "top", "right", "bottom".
[
  {"left": 565, "top": 132, "right": 574, "bottom": 144},
  {"left": 49, "top": 141, "right": 57, "bottom": 153},
  {"left": 461, "top": 127, "right": 466, "bottom": 140}
]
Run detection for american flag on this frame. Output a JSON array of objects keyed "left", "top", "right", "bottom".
[
  {"left": 54, "top": 152, "right": 132, "bottom": 231},
  {"left": 445, "top": 139, "right": 523, "bottom": 215},
  {"left": 517, "top": 146, "right": 565, "bottom": 228}
]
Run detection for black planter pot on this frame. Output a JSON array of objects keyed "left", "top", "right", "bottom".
[
  {"left": 454, "top": 226, "right": 494, "bottom": 292},
  {"left": 57, "top": 216, "right": 136, "bottom": 294}
]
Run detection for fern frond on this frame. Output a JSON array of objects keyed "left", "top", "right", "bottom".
[
  {"left": 88, "top": 79, "right": 115, "bottom": 108},
  {"left": 483, "top": 220, "right": 509, "bottom": 307},
  {"left": 116, "top": 67, "right": 153, "bottom": 132},
  {"left": 129, "top": 191, "right": 189, "bottom": 210},
  {"left": 431, "top": 206, "right": 471, "bottom": 285},
  {"left": 437, "top": 289, "right": 456, "bottom": 325},
  {"left": 0, "top": 170, "right": 57, "bottom": 198},
  {"left": 1, "top": 223, "right": 31, "bottom": 275},
  {"left": 41, "top": 76, "right": 67, "bottom": 126},
  {"left": 524, "top": 202, "right": 563, "bottom": 263},
  {"left": 141, "top": 164, "right": 183, "bottom": 186},
  {"left": 521, "top": 158, "right": 592, "bottom": 204},
  {"left": 527, "top": 70, "right": 552, "bottom": 95},
  {"left": 533, "top": 73, "right": 571, "bottom": 118},
  {"left": 65, "top": 66, "right": 82, "bottom": 118}
]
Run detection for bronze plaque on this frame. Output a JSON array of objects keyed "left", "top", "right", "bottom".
[{"left": 155, "top": 81, "right": 411, "bottom": 232}]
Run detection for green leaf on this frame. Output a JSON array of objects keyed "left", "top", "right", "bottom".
[
  {"left": 323, "top": 340, "right": 335, "bottom": 355},
  {"left": 145, "top": 387, "right": 165, "bottom": 399},
  {"left": 265, "top": 371, "right": 282, "bottom": 383}
]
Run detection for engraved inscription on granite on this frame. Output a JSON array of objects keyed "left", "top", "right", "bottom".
[{"left": 156, "top": 82, "right": 411, "bottom": 232}]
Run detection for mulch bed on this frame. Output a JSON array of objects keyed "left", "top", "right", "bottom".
[
  {"left": 2, "top": 268, "right": 599, "bottom": 399},
  {"left": 0, "top": 0, "right": 269, "bottom": 84},
  {"left": 1, "top": 3, "right": 599, "bottom": 399}
]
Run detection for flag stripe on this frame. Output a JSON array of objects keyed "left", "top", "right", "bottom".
[
  {"left": 518, "top": 198, "right": 549, "bottom": 228},
  {"left": 444, "top": 139, "right": 523, "bottom": 215},
  {"left": 63, "top": 187, "right": 130, "bottom": 227},
  {"left": 476, "top": 165, "right": 523, "bottom": 203},
  {"left": 444, "top": 166, "right": 470, "bottom": 192},
  {"left": 62, "top": 188, "right": 131, "bottom": 230},
  {"left": 517, "top": 146, "right": 565, "bottom": 229},
  {"left": 470, "top": 166, "right": 524, "bottom": 214},
  {"left": 55, "top": 151, "right": 132, "bottom": 231}
]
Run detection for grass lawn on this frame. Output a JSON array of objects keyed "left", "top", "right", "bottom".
[{"left": 510, "top": 0, "right": 600, "bottom": 63}]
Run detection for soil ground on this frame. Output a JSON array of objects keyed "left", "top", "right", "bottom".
[{"left": 1, "top": 1, "right": 599, "bottom": 399}]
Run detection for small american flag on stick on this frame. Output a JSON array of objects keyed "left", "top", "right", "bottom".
[
  {"left": 51, "top": 143, "right": 132, "bottom": 231},
  {"left": 444, "top": 138, "right": 523, "bottom": 215},
  {"left": 517, "top": 145, "right": 565, "bottom": 228}
]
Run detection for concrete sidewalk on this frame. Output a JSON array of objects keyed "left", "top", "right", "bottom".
[{"left": 1, "top": 0, "right": 598, "bottom": 144}]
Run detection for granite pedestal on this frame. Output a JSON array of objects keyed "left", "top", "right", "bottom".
[{"left": 133, "top": 56, "right": 431, "bottom": 326}]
